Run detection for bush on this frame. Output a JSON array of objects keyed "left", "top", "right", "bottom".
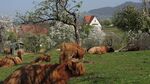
[
  {"left": 126, "top": 32, "right": 150, "bottom": 50},
  {"left": 81, "top": 26, "right": 106, "bottom": 48},
  {"left": 48, "top": 22, "right": 75, "bottom": 48},
  {"left": 23, "top": 34, "right": 50, "bottom": 53},
  {"left": 113, "top": 6, "right": 142, "bottom": 32},
  {"left": 101, "top": 19, "right": 113, "bottom": 27}
]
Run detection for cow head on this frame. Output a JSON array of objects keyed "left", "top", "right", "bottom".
[
  {"left": 43, "top": 54, "right": 51, "bottom": 62},
  {"left": 107, "top": 47, "right": 114, "bottom": 52},
  {"left": 66, "top": 58, "right": 85, "bottom": 77}
]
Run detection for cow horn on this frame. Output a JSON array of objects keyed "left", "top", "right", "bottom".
[{"left": 68, "top": 53, "right": 75, "bottom": 60}]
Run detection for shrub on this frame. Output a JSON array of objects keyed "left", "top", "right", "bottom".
[{"left": 23, "top": 34, "right": 50, "bottom": 53}]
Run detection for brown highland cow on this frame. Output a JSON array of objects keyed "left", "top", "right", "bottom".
[
  {"left": 31, "top": 54, "right": 51, "bottom": 63},
  {"left": 3, "top": 48, "right": 12, "bottom": 55},
  {"left": 0, "top": 50, "right": 23, "bottom": 67},
  {"left": 59, "top": 42, "right": 85, "bottom": 63},
  {"left": 3, "top": 59, "right": 85, "bottom": 84}
]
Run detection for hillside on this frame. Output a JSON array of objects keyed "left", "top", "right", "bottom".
[{"left": 87, "top": 1, "right": 142, "bottom": 19}]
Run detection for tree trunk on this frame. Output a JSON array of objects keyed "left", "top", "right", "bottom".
[
  {"left": 73, "top": 25, "right": 81, "bottom": 46},
  {"left": 143, "top": 0, "right": 149, "bottom": 15},
  {"left": 73, "top": 13, "right": 81, "bottom": 46},
  {"left": 0, "top": 26, "right": 5, "bottom": 53}
]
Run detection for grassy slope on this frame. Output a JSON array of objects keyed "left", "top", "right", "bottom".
[
  {"left": 103, "top": 27, "right": 125, "bottom": 37},
  {"left": 0, "top": 50, "right": 150, "bottom": 84}
]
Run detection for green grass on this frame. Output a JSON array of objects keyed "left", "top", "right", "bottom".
[
  {"left": 0, "top": 50, "right": 150, "bottom": 84},
  {"left": 103, "top": 27, "right": 125, "bottom": 37}
]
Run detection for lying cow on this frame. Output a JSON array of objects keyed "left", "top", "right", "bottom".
[
  {"left": 3, "top": 48, "right": 12, "bottom": 55},
  {"left": 88, "top": 46, "right": 114, "bottom": 54},
  {"left": 0, "top": 50, "right": 23, "bottom": 67},
  {"left": 59, "top": 42, "right": 85, "bottom": 63},
  {"left": 31, "top": 54, "right": 51, "bottom": 63},
  {"left": 3, "top": 59, "right": 85, "bottom": 84}
]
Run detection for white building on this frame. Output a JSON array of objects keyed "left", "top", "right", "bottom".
[
  {"left": 83, "top": 15, "right": 106, "bottom": 45},
  {"left": 84, "top": 15, "right": 102, "bottom": 30}
]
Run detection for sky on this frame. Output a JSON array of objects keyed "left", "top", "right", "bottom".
[{"left": 0, "top": 0, "right": 141, "bottom": 17}]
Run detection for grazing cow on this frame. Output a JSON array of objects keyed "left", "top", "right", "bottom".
[
  {"left": 0, "top": 50, "right": 23, "bottom": 67},
  {"left": 88, "top": 46, "right": 114, "bottom": 54},
  {"left": 59, "top": 42, "right": 85, "bottom": 63},
  {"left": 3, "top": 59, "right": 85, "bottom": 84},
  {"left": 31, "top": 54, "right": 51, "bottom": 63}
]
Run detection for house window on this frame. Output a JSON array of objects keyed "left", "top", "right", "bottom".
[{"left": 92, "top": 24, "right": 98, "bottom": 25}]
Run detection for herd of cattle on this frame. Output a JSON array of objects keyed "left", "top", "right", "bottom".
[{"left": 0, "top": 42, "right": 115, "bottom": 84}]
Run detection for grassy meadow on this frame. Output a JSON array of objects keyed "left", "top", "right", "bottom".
[
  {"left": 0, "top": 50, "right": 150, "bottom": 84},
  {"left": 103, "top": 27, "right": 125, "bottom": 37}
]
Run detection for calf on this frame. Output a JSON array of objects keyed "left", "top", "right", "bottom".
[{"left": 3, "top": 59, "right": 85, "bottom": 84}]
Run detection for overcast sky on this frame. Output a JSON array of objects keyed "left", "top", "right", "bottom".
[{"left": 0, "top": 0, "right": 141, "bottom": 17}]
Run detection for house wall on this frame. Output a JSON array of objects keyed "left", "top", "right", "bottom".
[{"left": 89, "top": 17, "right": 102, "bottom": 29}]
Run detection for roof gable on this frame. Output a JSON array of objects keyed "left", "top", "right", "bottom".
[{"left": 84, "top": 16, "right": 94, "bottom": 24}]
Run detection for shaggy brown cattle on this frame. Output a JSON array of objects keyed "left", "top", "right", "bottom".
[
  {"left": 88, "top": 46, "right": 114, "bottom": 54},
  {"left": 3, "top": 59, "right": 85, "bottom": 84},
  {"left": 17, "top": 49, "right": 25, "bottom": 56},
  {"left": 3, "top": 48, "right": 12, "bottom": 55},
  {"left": 59, "top": 42, "right": 85, "bottom": 63},
  {"left": 31, "top": 54, "right": 51, "bottom": 63},
  {"left": 0, "top": 51, "right": 23, "bottom": 67}
]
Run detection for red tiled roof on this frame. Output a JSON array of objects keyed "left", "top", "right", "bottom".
[
  {"left": 84, "top": 15, "right": 94, "bottom": 24},
  {"left": 19, "top": 24, "right": 48, "bottom": 36}
]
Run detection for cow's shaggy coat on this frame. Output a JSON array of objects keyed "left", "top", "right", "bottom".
[
  {"left": 0, "top": 51, "right": 23, "bottom": 67},
  {"left": 4, "top": 59, "right": 85, "bottom": 84},
  {"left": 59, "top": 43, "right": 85, "bottom": 63},
  {"left": 31, "top": 54, "right": 51, "bottom": 63}
]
